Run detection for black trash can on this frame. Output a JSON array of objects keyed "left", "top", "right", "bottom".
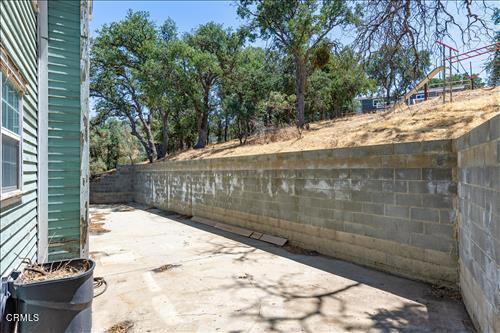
[{"left": 11, "top": 259, "right": 95, "bottom": 333}]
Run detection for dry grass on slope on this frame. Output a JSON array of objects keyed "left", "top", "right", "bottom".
[{"left": 167, "top": 87, "right": 499, "bottom": 161}]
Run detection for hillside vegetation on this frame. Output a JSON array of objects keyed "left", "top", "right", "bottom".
[{"left": 167, "top": 87, "right": 499, "bottom": 161}]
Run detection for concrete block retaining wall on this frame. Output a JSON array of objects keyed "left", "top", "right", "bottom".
[
  {"left": 90, "top": 114, "right": 500, "bottom": 332},
  {"left": 90, "top": 165, "right": 135, "bottom": 204},
  {"left": 132, "top": 139, "right": 459, "bottom": 286},
  {"left": 456, "top": 115, "right": 500, "bottom": 333}
]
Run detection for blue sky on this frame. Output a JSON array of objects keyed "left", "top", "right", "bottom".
[
  {"left": 90, "top": 1, "right": 243, "bottom": 37},
  {"left": 90, "top": 1, "right": 498, "bottom": 80}
]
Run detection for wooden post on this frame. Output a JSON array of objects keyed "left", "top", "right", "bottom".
[
  {"left": 470, "top": 62, "right": 474, "bottom": 90},
  {"left": 442, "top": 45, "right": 446, "bottom": 104},
  {"left": 424, "top": 83, "right": 428, "bottom": 101},
  {"left": 449, "top": 48, "right": 452, "bottom": 103}
]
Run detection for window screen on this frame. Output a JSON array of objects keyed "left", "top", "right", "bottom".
[
  {"left": 2, "top": 135, "right": 19, "bottom": 191},
  {"left": 1, "top": 72, "right": 22, "bottom": 194},
  {"left": 2, "top": 76, "right": 20, "bottom": 134}
]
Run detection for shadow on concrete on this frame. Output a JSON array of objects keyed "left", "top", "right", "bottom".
[
  {"left": 91, "top": 203, "right": 137, "bottom": 213},
  {"left": 98, "top": 203, "right": 473, "bottom": 332},
  {"left": 196, "top": 237, "right": 259, "bottom": 263},
  {"left": 140, "top": 205, "right": 420, "bottom": 298},
  {"left": 219, "top": 273, "right": 472, "bottom": 333},
  {"left": 226, "top": 274, "right": 361, "bottom": 333}
]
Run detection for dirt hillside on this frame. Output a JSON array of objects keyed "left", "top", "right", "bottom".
[{"left": 167, "top": 87, "right": 499, "bottom": 161}]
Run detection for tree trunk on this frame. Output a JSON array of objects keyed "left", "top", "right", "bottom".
[
  {"left": 216, "top": 117, "right": 223, "bottom": 143},
  {"left": 144, "top": 123, "right": 157, "bottom": 163},
  {"left": 159, "top": 111, "right": 169, "bottom": 158},
  {"left": 127, "top": 114, "right": 156, "bottom": 163},
  {"left": 130, "top": 130, "right": 153, "bottom": 163},
  {"left": 294, "top": 56, "right": 306, "bottom": 128},
  {"left": 206, "top": 121, "right": 210, "bottom": 144},
  {"left": 194, "top": 86, "right": 210, "bottom": 149},
  {"left": 146, "top": 137, "right": 157, "bottom": 163},
  {"left": 194, "top": 109, "right": 209, "bottom": 149},
  {"left": 178, "top": 138, "right": 183, "bottom": 150},
  {"left": 224, "top": 112, "right": 228, "bottom": 142}
]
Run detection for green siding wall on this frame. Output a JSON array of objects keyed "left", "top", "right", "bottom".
[
  {"left": 47, "top": 1, "right": 82, "bottom": 259},
  {"left": 0, "top": 1, "right": 38, "bottom": 276}
]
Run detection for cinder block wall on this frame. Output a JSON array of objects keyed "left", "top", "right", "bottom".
[
  {"left": 132, "top": 140, "right": 459, "bottom": 285},
  {"left": 90, "top": 165, "right": 135, "bottom": 204},
  {"left": 456, "top": 115, "right": 500, "bottom": 333}
]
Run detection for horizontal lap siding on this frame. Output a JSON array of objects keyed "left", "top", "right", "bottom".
[
  {"left": 47, "top": 1, "right": 81, "bottom": 260},
  {"left": 0, "top": 1, "right": 38, "bottom": 276}
]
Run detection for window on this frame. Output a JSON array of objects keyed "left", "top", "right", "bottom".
[
  {"left": 1, "top": 72, "right": 23, "bottom": 197},
  {"left": 373, "top": 99, "right": 387, "bottom": 109}
]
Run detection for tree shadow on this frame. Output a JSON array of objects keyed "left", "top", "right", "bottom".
[
  {"left": 195, "top": 237, "right": 259, "bottom": 263},
  {"left": 363, "top": 303, "right": 473, "bottom": 333},
  {"left": 165, "top": 141, "right": 242, "bottom": 161},
  {"left": 91, "top": 203, "right": 137, "bottom": 212},
  {"left": 224, "top": 274, "right": 361, "bottom": 333},
  {"left": 96, "top": 204, "right": 473, "bottom": 332},
  {"left": 223, "top": 274, "right": 472, "bottom": 333}
]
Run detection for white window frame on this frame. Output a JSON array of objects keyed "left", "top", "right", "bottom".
[
  {"left": 0, "top": 71, "right": 24, "bottom": 202},
  {"left": 373, "top": 99, "right": 387, "bottom": 109}
]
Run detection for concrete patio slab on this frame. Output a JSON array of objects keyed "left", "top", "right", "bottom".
[{"left": 90, "top": 204, "right": 472, "bottom": 333}]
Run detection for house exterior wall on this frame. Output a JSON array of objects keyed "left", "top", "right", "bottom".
[
  {"left": 37, "top": 0, "right": 49, "bottom": 263},
  {"left": 47, "top": 0, "right": 89, "bottom": 260},
  {"left": 79, "top": 0, "right": 91, "bottom": 258},
  {"left": 0, "top": 1, "right": 39, "bottom": 276}
]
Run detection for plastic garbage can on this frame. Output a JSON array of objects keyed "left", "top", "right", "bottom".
[{"left": 11, "top": 259, "right": 95, "bottom": 333}]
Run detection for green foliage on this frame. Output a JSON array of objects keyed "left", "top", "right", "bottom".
[
  {"left": 90, "top": 5, "right": 464, "bottom": 170},
  {"left": 222, "top": 47, "right": 284, "bottom": 142},
  {"left": 429, "top": 73, "right": 485, "bottom": 89},
  {"left": 90, "top": 119, "right": 145, "bottom": 176},
  {"left": 237, "top": 0, "right": 358, "bottom": 56},
  {"left": 91, "top": 10, "right": 159, "bottom": 162},
  {"left": 237, "top": 0, "right": 359, "bottom": 127},
  {"left": 170, "top": 23, "right": 247, "bottom": 148},
  {"left": 262, "top": 91, "right": 296, "bottom": 126},
  {"left": 366, "top": 45, "right": 431, "bottom": 100},
  {"left": 307, "top": 47, "right": 374, "bottom": 120},
  {"left": 311, "top": 43, "right": 331, "bottom": 70}
]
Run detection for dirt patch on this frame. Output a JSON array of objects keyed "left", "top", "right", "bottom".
[
  {"left": 89, "top": 251, "right": 109, "bottom": 260},
  {"left": 152, "top": 264, "right": 181, "bottom": 273},
  {"left": 237, "top": 273, "right": 253, "bottom": 280},
  {"left": 166, "top": 87, "right": 499, "bottom": 161},
  {"left": 144, "top": 207, "right": 194, "bottom": 221},
  {"left": 111, "top": 205, "right": 136, "bottom": 212},
  {"left": 90, "top": 223, "right": 110, "bottom": 235},
  {"left": 283, "top": 244, "right": 320, "bottom": 256},
  {"left": 90, "top": 212, "right": 110, "bottom": 235},
  {"left": 177, "top": 214, "right": 193, "bottom": 220},
  {"left": 430, "top": 285, "right": 462, "bottom": 301},
  {"left": 105, "top": 320, "right": 134, "bottom": 333},
  {"left": 18, "top": 260, "right": 91, "bottom": 284},
  {"left": 91, "top": 213, "right": 106, "bottom": 222},
  {"left": 145, "top": 207, "right": 177, "bottom": 216}
]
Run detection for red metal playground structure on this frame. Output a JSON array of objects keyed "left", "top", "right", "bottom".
[{"left": 399, "top": 41, "right": 500, "bottom": 106}]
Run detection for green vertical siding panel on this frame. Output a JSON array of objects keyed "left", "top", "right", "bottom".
[
  {"left": 0, "top": 1, "right": 38, "bottom": 276},
  {"left": 47, "top": 1, "right": 81, "bottom": 260}
]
